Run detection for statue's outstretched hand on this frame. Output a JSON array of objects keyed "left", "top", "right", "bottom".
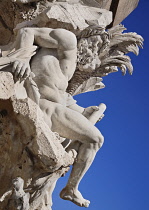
[
  {"left": 83, "top": 103, "right": 106, "bottom": 124},
  {"left": 83, "top": 106, "right": 99, "bottom": 116}
]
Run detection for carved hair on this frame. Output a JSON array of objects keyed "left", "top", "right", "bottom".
[{"left": 77, "top": 26, "right": 110, "bottom": 71}]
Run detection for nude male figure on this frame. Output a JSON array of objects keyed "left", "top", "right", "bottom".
[{"left": 10, "top": 27, "right": 105, "bottom": 207}]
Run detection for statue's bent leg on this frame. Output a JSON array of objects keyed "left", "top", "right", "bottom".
[
  {"left": 51, "top": 104, "right": 104, "bottom": 145},
  {"left": 50, "top": 104, "right": 104, "bottom": 207}
]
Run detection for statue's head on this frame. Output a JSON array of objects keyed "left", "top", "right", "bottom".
[{"left": 77, "top": 26, "right": 109, "bottom": 72}]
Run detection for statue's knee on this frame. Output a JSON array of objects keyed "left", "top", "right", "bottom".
[
  {"left": 99, "top": 134, "right": 104, "bottom": 147},
  {"left": 91, "top": 133, "right": 104, "bottom": 150},
  {"left": 96, "top": 134, "right": 104, "bottom": 149}
]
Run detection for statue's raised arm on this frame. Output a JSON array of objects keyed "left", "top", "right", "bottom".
[{"left": 13, "top": 28, "right": 77, "bottom": 81}]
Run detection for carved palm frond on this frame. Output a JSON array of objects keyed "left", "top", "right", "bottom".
[
  {"left": 98, "top": 25, "right": 143, "bottom": 76},
  {"left": 67, "top": 24, "right": 143, "bottom": 96},
  {"left": 68, "top": 74, "right": 105, "bottom": 96},
  {"left": 108, "top": 24, "right": 126, "bottom": 36},
  {"left": 98, "top": 55, "right": 133, "bottom": 76},
  {"left": 107, "top": 24, "right": 143, "bottom": 56}
]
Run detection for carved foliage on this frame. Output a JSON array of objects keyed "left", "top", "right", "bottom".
[{"left": 67, "top": 24, "right": 143, "bottom": 95}]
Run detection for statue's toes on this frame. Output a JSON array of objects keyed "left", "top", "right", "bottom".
[
  {"left": 60, "top": 188, "right": 90, "bottom": 208},
  {"left": 82, "top": 199, "right": 90, "bottom": 208},
  {"left": 70, "top": 197, "right": 90, "bottom": 208},
  {"left": 75, "top": 198, "right": 90, "bottom": 207}
]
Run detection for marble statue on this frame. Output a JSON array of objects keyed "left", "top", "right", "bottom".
[
  {"left": 0, "top": 1, "right": 143, "bottom": 209},
  {"left": 0, "top": 26, "right": 107, "bottom": 207}
]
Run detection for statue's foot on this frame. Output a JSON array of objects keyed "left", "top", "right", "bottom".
[{"left": 60, "top": 187, "right": 90, "bottom": 207}]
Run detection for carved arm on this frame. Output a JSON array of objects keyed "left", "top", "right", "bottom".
[{"left": 68, "top": 103, "right": 106, "bottom": 124}]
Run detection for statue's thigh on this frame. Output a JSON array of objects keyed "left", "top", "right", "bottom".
[
  {"left": 40, "top": 99, "right": 56, "bottom": 129},
  {"left": 51, "top": 104, "right": 102, "bottom": 144}
]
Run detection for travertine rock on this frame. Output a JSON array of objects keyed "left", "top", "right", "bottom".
[
  {"left": 0, "top": 0, "right": 139, "bottom": 46},
  {"left": 0, "top": 0, "right": 47, "bottom": 46},
  {"left": 0, "top": 72, "right": 75, "bottom": 210},
  {"left": 15, "top": 4, "right": 112, "bottom": 35},
  {"left": 107, "top": 0, "right": 139, "bottom": 27},
  {"left": 83, "top": 0, "right": 140, "bottom": 26}
]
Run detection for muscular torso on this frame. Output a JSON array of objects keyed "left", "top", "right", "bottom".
[
  {"left": 31, "top": 48, "right": 74, "bottom": 105},
  {"left": 15, "top": 27, "right": 77, "bottom": 105}
]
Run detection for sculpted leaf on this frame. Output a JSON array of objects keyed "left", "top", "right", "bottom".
[
  {"left": 67, "top": 24, "right": 143, "bottom": 95},
  {"left": 71, "top": 76, "right": 105, "bottom": 96}
]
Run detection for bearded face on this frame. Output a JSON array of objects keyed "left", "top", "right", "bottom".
[{"left": 77, "top": 35, "right": 103, "bottom": 72}]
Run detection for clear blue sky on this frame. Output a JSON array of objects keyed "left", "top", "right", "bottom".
[{"left": 53, "top": 1, "right": 149, "bottom": 209}]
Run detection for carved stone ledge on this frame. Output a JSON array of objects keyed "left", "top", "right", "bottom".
[{"left": 15, "top": 4, "right": 112, "bottom": 35}]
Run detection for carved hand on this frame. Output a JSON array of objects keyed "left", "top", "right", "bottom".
[
  {"left": 83, "top": 106, "right": 99, "bottom": 115},
  {"left": 82, "top": 103, "right": 106, "bottom": 124},
  {"left": 12, "top": 59, "right": 31, "bottom": 80},
  {"left": 3, "top": 46, "right": 37, "bottom": 80}
]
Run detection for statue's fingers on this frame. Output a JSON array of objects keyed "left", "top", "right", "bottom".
[
  {"left": 23, "top": 67, "right": 30, "bottom": 79},
  {"left": 98, "top": 114, "right": 104, "bottom": 122},
  {"left": 12, "top": 61, "right": 19, "bottom": 73},
  {"left": 18, "top": 65, "right": 26, "bottom": 79},
  {"left": 93, "top": 106, "right": 99, "bottom": 111},
  {"left": 14, "top": 64, "right": 23, "bottom": 78}
]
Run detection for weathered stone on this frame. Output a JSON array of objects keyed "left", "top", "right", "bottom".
[
  {"left": 0, "top": 72, "right": 15, "bottom": 99},
  {"left": 0, "top": 0, "right": 140, "bottom": 46},
  {"left": 0, "top": 72, "right": 75, "bottom": 210},
  {"left": 112, "top": 0, "right": 139, "bottom": 26},
  {"left": 82, "top": 1, "right": 139, "bottom": 26},
  {"left": 15, "top": 4, "right": 112, "bottom": 34},
  {"left": 94, "top": 0, "right": 140, "bottom": 26}
]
